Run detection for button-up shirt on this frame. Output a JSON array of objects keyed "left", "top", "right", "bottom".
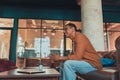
[{"left": 68, "top": 32, "right": 102, "bottom": 70}]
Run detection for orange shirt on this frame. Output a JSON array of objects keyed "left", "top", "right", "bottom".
[{"left": 68, "top": 32, "right": 103, "bottom": 70}]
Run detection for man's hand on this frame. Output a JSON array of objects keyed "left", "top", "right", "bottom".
[
  {"left": 50, "top": 54, "right": 68, "bottom": 62},
  {"left": 50, "top": 54, "right": 61, "bottom": 61}
]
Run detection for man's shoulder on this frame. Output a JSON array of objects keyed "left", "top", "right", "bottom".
[{"left": 76, "top": 32, "right": 88, "bottom": 40}]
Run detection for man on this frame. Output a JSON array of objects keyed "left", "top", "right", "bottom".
[{"left": 51, "top": 23, "right": 102, "bottom": 80}]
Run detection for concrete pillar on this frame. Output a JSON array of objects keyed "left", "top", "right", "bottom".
[{"left": 80, "top": 0, "right": 104, "bottom": 51}]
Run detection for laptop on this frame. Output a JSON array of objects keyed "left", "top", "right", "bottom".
[{"left": 17, "top": 68, "right": 45, "bottom": 74}]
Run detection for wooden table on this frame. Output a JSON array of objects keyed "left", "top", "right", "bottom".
[{"left": 0, "top": 67, "right": 60, "bottom": 80}]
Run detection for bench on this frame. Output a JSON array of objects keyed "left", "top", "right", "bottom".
[{"left": 77, "top": 67, "right": 119, "bottom": 80}]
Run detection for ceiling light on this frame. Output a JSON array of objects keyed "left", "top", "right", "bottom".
[
  {"left": 51, "top": 29, "right": 56, "bottom": 36},
  {"left": 43, "top": 29, "right": 47, "bottom": 35}
]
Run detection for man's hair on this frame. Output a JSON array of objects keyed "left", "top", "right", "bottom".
[
  {"left": 115, "top": 36, "right": 120, "bottom": 51},
  {"left": 65, "top": 23, "right": 81, "bottom": 32}
]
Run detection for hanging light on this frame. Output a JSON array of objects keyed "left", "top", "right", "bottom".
[
  {"left": 43, "top": 29, "right": 47, "bottom": 35},
  {"left": 51, "top": 29, "right": 56, "bottom": 36}
]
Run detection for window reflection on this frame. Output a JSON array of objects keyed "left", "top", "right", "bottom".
[
  {"left": 17, "top": 19, "right": 64, "bottom": 58},
  {"left": 18, "top": 19, "right": 41, "bottom": 28},
  {"left": 103, "top": 23, "right": 120, "bottom": 51},
  {"left": 0, "top": 18, "right": 13, "bottom": 59},
  {"left": 42, "top": 20, "right": 63, "bottom": 29},
  {"left": 0, "top": 18, "right": 14, "bottom": 27},
  {"left": 0, "top": 30, "right": 11, "bottom": 59}
]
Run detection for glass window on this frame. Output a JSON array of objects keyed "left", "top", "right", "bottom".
[
  {"left": 42, "top": 20, "right": 64, "bottom": 56},
  {"left": 17, "top": 29, "right": 41, "bottom": 58},
  {"left": 0, "top": 18, "right": 13, "bottom": 59},
  {"left": 17, "top": 19, "right": 64, "bottom": 58},
  {"left": 0, "top": 18, "right": 14, "bottom": 27},
  {"left": 18, "top": 19, "right": 41, "bottom": 28},
  {"left": 103, "top": 23, "right": 120, "bottom": 51},
  {"left": 42, "top": 20, "right": 63, "bottom": 29},
  {"left": 0, "top": 30, "right": 11, "bottom": 59}
]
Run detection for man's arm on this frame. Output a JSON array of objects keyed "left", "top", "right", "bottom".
[
  {"left": 50, "top": 54, "right": 68, "bottom": 61},
  {"left": 68, "top": 35, "right": 87, "bottom": 60}
]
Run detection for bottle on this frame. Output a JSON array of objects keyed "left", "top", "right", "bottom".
[{"left": 38, "top": 61, "right": 43, "bottom": 71}]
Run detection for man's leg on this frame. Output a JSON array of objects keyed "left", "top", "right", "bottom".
[
  {"left": 61, "top": 60, "right": 96, "bottom": 80},
  {"left": 58, "top": 62, "right": 64, "bottom": 80}
]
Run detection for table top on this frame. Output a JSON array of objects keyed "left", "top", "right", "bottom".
[{"left": 0, "top": 67, "right": 60, "bottom": 79}]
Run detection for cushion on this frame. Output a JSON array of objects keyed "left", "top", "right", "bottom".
[
  {"left": 0, "top": 63, "right": 7, "bottom": 72},
  {"left": 100, "top": 58, "right": 115, "bottom": 67},
  {"left": 0, "top": 59, "right": 17, "bottom": 72}
]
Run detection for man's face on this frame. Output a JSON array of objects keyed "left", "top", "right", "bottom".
[{"left": 64, "top": 25, "right": 73, "bottom": 38}]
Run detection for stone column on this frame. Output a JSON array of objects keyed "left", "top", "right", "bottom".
[{"left": 80, "top": 0, "right": 104, "bottom": 51}]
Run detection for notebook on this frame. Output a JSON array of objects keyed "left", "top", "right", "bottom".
[{"left": 17, "top": 69, "right": 45, "bottom": 74}]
